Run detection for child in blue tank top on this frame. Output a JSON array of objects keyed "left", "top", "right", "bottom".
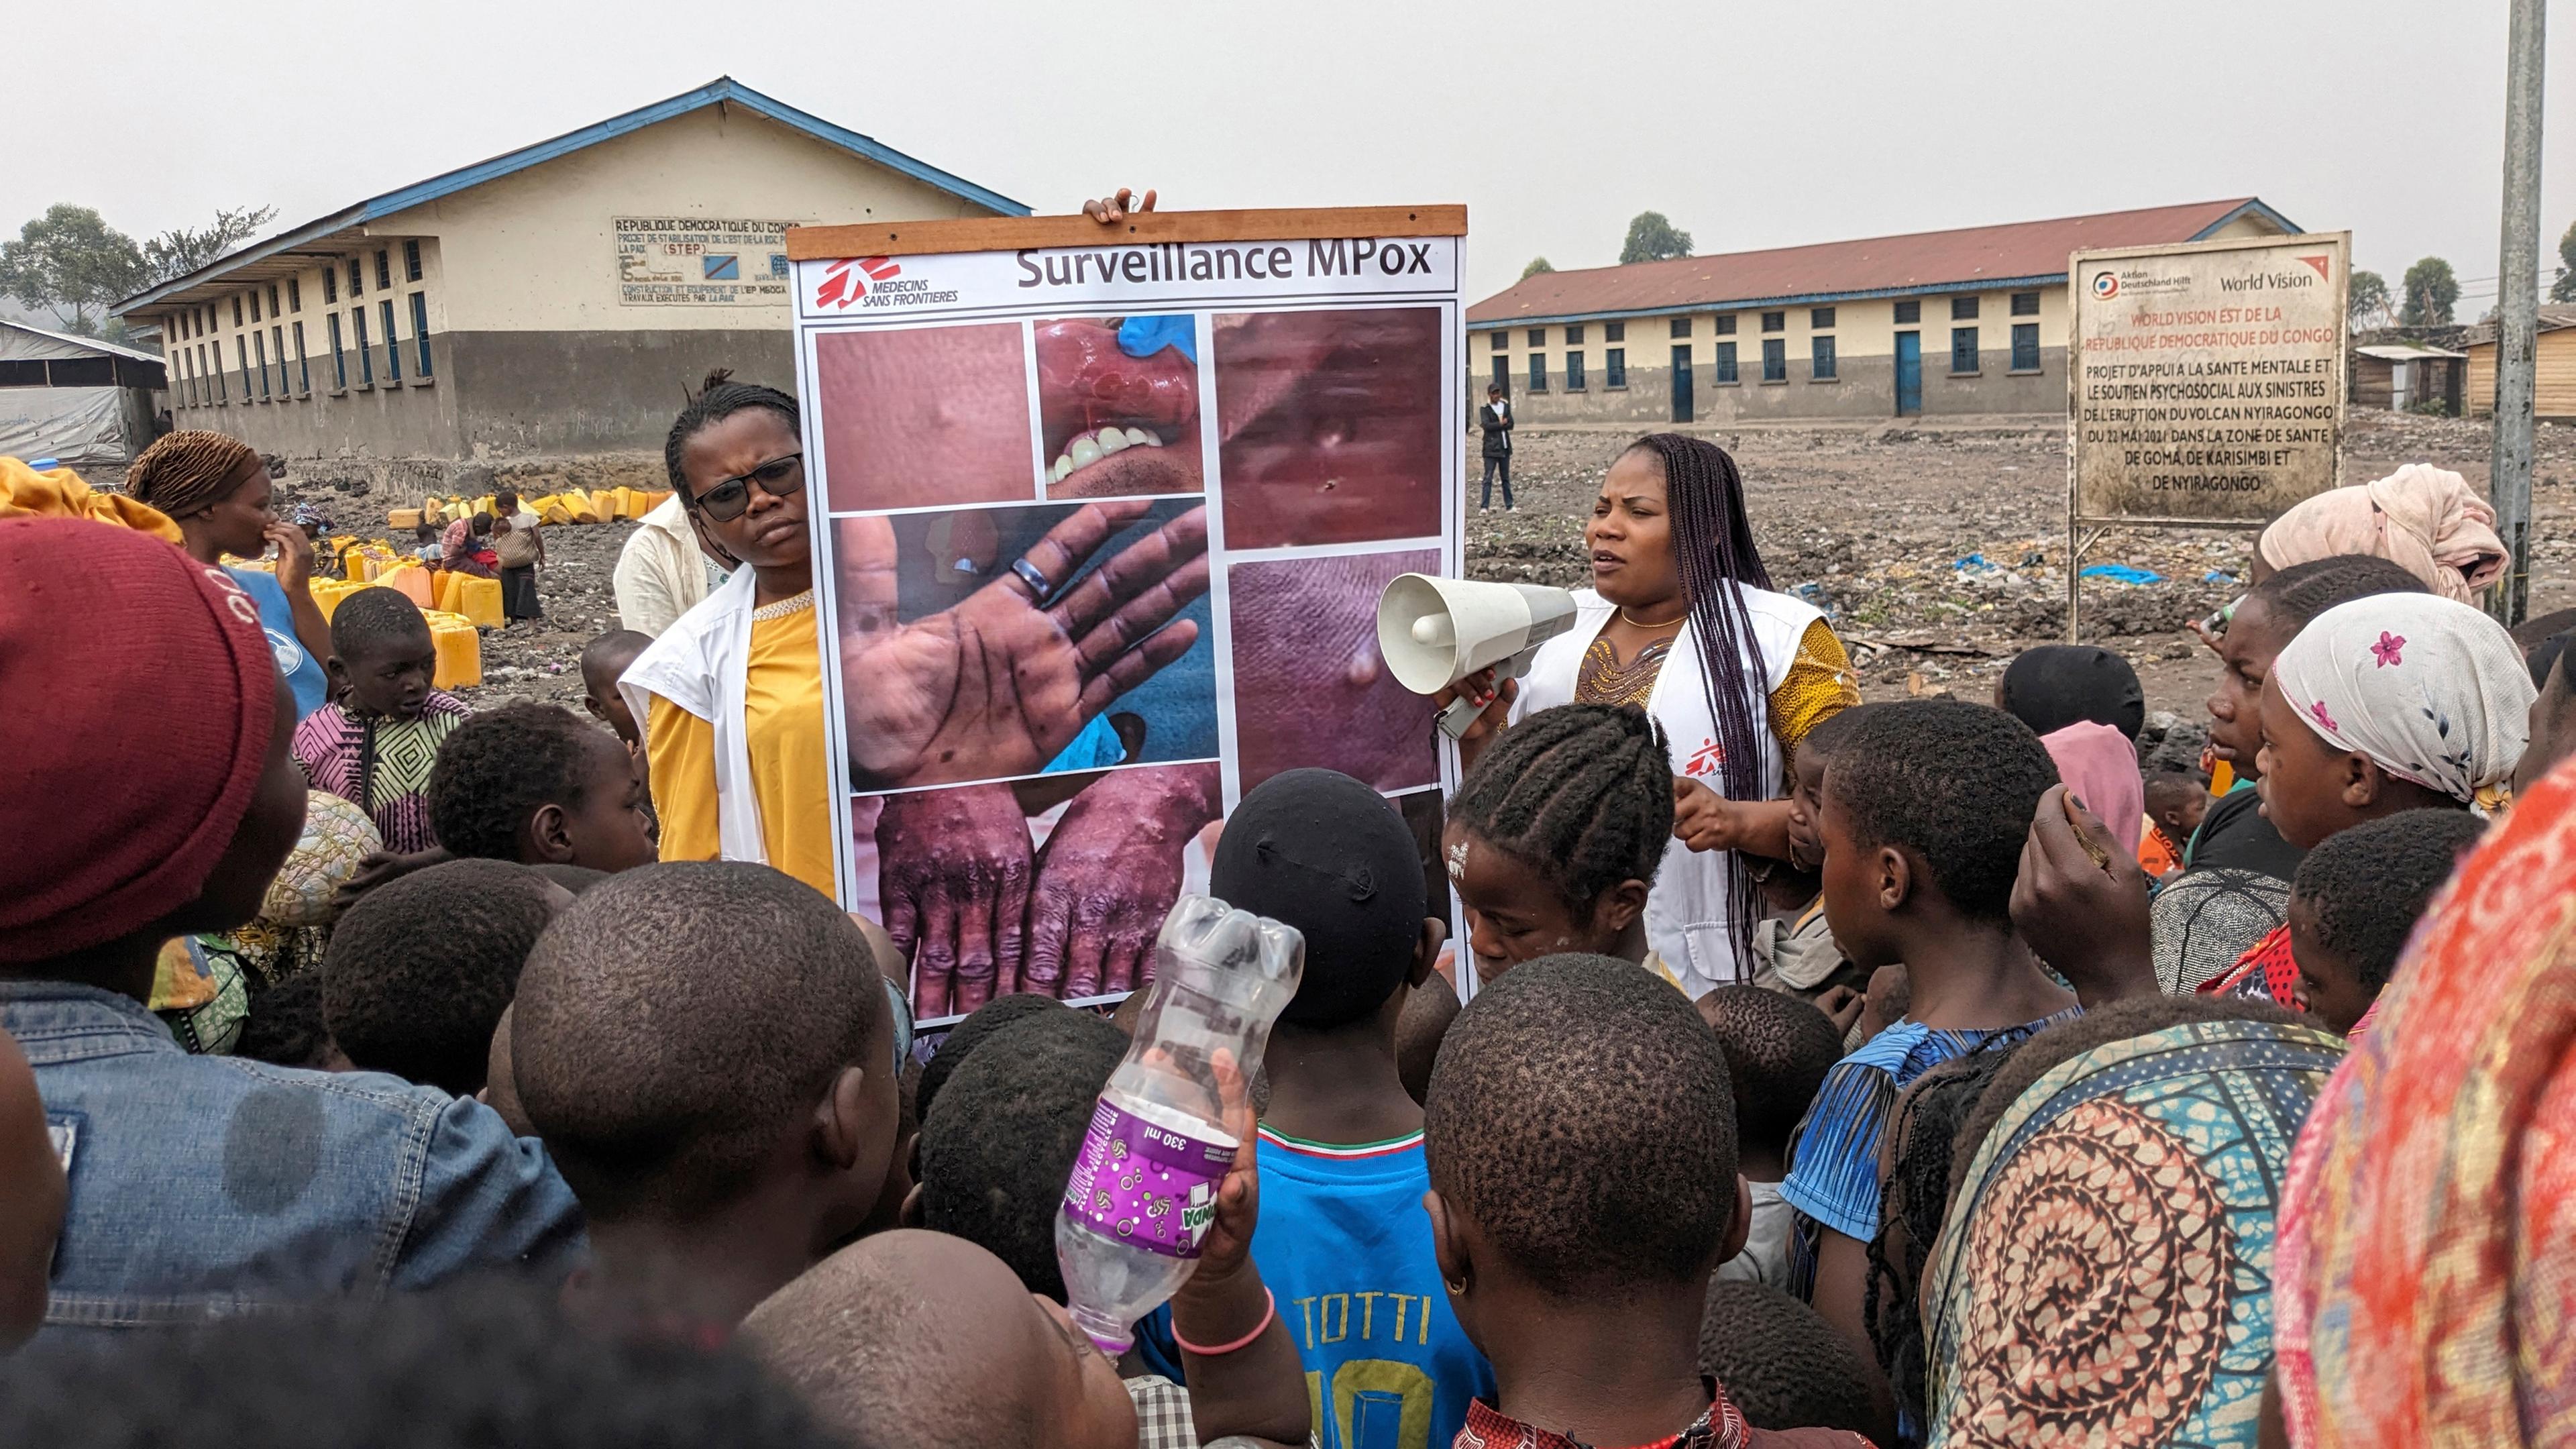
[{"left": 1212, "top": 768, "right": 1493, "bottom": 1449}]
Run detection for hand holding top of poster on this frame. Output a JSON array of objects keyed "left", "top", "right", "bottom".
[
  {"left": 1081, "top": 189, "right": 1157, "bottom": 223},
  {"left": 834, "top": 500, "right": 1212, "bottom": 790}
]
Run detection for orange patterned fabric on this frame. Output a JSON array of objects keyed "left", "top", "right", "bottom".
[{"left": 2273, "top": 752, "right": 2576, "bottom": 1447}]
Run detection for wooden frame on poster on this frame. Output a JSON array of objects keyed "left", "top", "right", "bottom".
[{"left": 788, "top": 205, "right": 1468, "bottom": 261}]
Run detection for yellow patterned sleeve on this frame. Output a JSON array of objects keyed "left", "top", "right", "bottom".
[{"left": 1769, "top": 619, "right": 1862, "bottom": 749}]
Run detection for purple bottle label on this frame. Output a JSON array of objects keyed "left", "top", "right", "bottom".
[{"left": 1060, "top": 1099, "right": 1236, "bottom": 1259}]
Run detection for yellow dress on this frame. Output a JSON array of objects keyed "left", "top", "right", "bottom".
[
  {"left": 1574, "top": 618, "right": 1860, "bottom": 749},
  {"left": 645, "top": 594, "right": 838, "bottom": 898}
]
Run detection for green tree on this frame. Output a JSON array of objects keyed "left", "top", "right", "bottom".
[
  {"left": 2348, "top": 269, "right": 2391, "bottom": 329},
  {"left": 0, "top": 205, "right": 145, "bottom": 335},
  {"left": 1619, "top": 211, "right": 1693, "bottom": 265},
  {"left": 140, "top": 205, "right": 277, "bottom": 286},
  {"left": 2552, "top": 218, "right": 2576, "bottom": 303},
  {"left": 2400, "top": 256, "right": 2460, "bottom": 326},
  {"left": 1521, "top": 256, "right": 1555, "bottom": 280}
]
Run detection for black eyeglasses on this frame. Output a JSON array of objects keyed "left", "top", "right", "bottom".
[{"left": 689, "top": 453, "right": 804, "bottom": 522}]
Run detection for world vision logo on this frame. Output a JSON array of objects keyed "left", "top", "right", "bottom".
[
  {"left": 2296, "top": 254, "right": 2332, "bottom": 282},
  {"left": 814, "top": 256, "right": 900, "bottom": 309}
]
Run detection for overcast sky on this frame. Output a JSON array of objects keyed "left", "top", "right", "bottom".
[{"left": 19, "top": 1, "right": 2574, "bottom": 310}]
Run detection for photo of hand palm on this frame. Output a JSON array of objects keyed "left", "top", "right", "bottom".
[{"left": 837, "top": 499, "right": 1211, "bottom": 790}]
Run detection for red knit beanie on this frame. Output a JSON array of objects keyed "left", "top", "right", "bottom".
[{"left": 0, "top": 518, "right": 280, "bottom": 963}]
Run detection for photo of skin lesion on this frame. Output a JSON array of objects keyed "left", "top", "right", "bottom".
[
  {"left": 814, "top": 322, "right": 1036, "bottom": 513},
  {"left": 832, "top": 498, "right": 1216, "bottom": 794},
  {"left": 1227, "top": 547, "right": 1442, "bottom": 797},
  {"left": 854, "top": 759, "right": 1224, "bottom": 1024},
  {"left": 1034, "top": 315, "right": 1203, "bottom": 499},
  {"left": 1212, "top": 306, "right": 1444, "bottom": 549}
]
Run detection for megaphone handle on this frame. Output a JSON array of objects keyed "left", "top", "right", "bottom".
[{"left": 1436, "top": 693, "right": 1488, "bottom": 741}]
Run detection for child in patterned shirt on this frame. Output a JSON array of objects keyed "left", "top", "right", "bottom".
[{"left": 291, "top": 586, "right": 468, "bottom": 857}]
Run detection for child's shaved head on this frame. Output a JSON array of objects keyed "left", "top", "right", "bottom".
[
  {"left": 918, "top": 1013, "right": 1125, "bottom": 1301},
  {"left": 1696, "top": 986, "right": 1843, "bottom": 1162},
  {"left": 511, "top": 861, "right": 892, "bottom": 1222},
  {"left": 329, "top": 586, "right": 431, "bottom": 659},
  {"left": 1426, "top": 953, "right": 1737, "bottom": 1297},
  {"left": 741, "top": 1230, "right": 1136, "bottom": 1449}
]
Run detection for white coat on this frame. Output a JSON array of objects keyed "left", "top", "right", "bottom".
[
  {"left": 1510, "top": 586, "right": 1821, "bottom": 997},
  {"left": 618, "top": 566, "right": 771, "bottom": 866}
]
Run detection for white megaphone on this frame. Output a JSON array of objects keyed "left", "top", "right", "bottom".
[{"left": 1376, "top": 574, "right": 1580, "bottom": 739}]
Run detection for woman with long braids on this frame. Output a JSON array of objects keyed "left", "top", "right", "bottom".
[{"left": 1445, "top": 434, "right": 1858, "bottom": 995}]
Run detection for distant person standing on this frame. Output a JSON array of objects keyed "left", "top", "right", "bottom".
[
  {"left": 491, "top": 490, "right": 545, "bottom": 627},
  {"left": 1476, "top": 383, "right": 1515, "bottom": 513}
]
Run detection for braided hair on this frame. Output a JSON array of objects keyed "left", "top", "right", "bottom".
[
  {"left": 125, "top": 429, "right": 259, "bottom": 519},
  {"left": 1625, "top": 433, "right": 1773, "bottom": 977},
  {"left": 2247, "top": 553, "right": 2429, "bottom": 631},
  {"left": 1449, "top": 703, "right": 1672, "bottom": 916},
  {"left": 661, "top": 369, "right": 798, "bottom": 500}
]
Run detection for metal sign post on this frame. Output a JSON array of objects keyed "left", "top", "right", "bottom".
[{"left": 2064, "top": 231, "right": 2350, "bottom": 641}]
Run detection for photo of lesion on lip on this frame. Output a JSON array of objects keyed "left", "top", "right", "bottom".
[
  {"left": 1212, "top": 306, "right": 1444, "bottom": 549},
  {"left": 832, "top": 498, "right": 1216, "bottom": 794},
  {"left": 1033, "top": 315, "right": 1203, "bottom": 500},
  {"left": 814, "top": 321, "right": 1037, "bottom": 513}
]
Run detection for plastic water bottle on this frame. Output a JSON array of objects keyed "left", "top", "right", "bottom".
[{"left": 1057, "top": 894, "right": 1304, "bottom": 1354}]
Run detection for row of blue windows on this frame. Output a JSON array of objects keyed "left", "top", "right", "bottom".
[
  {"left": 166, "top": 243, "right": 428, "bottom": 349},
  {"left": 1493, "top": 321, "right": 2040, "bottom": 392},
  {"left": 1499, "top": 293, "right": 2039, "bottom": 352},
  {"left": 176, "top": 290, "right": 435, "bottom": 408},
  {"left": 1515, "top": 347, "right": 1630, "bottom": 391}
]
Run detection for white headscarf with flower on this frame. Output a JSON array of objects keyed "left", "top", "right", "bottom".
[{"left": 2269, "top": 593, "right": 2534, "bottom": 802}]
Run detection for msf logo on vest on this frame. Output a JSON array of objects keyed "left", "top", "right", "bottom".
[{"left": 813, "top": 257, "right": 902, "bottom": 309}]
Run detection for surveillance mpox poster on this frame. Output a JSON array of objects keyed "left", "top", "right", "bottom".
[{"left": 786, "top": 207, "right": 1468, "bottom": 1026}]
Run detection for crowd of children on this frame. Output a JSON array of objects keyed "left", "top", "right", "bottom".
[{"left": 4, "top": 421, "right": 2575, "bottom": 1449}]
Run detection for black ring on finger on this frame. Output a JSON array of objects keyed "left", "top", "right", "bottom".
[{"left": 1011, "top": 557, "right": 1057, "bottom": 602}]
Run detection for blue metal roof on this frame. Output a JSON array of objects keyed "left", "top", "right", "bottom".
[{"left": 116, "top": 77, "right": 1026, "bottom": 316}]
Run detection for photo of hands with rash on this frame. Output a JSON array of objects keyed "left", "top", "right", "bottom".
[
  {"left": 833, "top": 498, "right": 1216, "bottom": 793},
  {"left": 1035, "top": 315, "right": 1201, "bottom": 498},
  {"left": 1212, "top": 306, "right": 1444, "bottom": 549},
  {"left": 874, "top": 762, "right": 1222, "bottom": 1020}
]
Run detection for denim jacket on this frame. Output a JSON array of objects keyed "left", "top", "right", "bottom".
[{"left": 3, "top": 981, "right": 586, "bottom": 1342}]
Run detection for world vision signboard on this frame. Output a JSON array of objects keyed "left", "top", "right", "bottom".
[{"left": 2070, "top": 232, "right": 2349, "bottom": 523}]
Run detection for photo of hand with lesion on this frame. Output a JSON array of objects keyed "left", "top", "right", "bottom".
[{"left": 833, "top": 498, "right": 1216, "bottom": 793}]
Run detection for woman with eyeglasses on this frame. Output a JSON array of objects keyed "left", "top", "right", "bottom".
[{"left": 619, "top": 370, "right": 842, "bottom": 897}]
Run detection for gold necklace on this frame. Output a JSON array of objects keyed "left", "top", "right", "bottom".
[
  {"left": 1618, "top": 604, "right": 1688, "bottom": 629},
  {"left": 750, "top": 588, "right": 815, "bottom": 622}
]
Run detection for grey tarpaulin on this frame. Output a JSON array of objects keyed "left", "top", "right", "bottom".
[{"left": 0, "top": 321, "right": 164, "bottom": 467}]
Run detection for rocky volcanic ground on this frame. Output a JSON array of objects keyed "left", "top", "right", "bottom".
[
  {"left": 1467, "top": 411, "right": 2576, "bottom": 738},
  {"left": 296, "top": 413, "right": 2575, "bottom": 745}
]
